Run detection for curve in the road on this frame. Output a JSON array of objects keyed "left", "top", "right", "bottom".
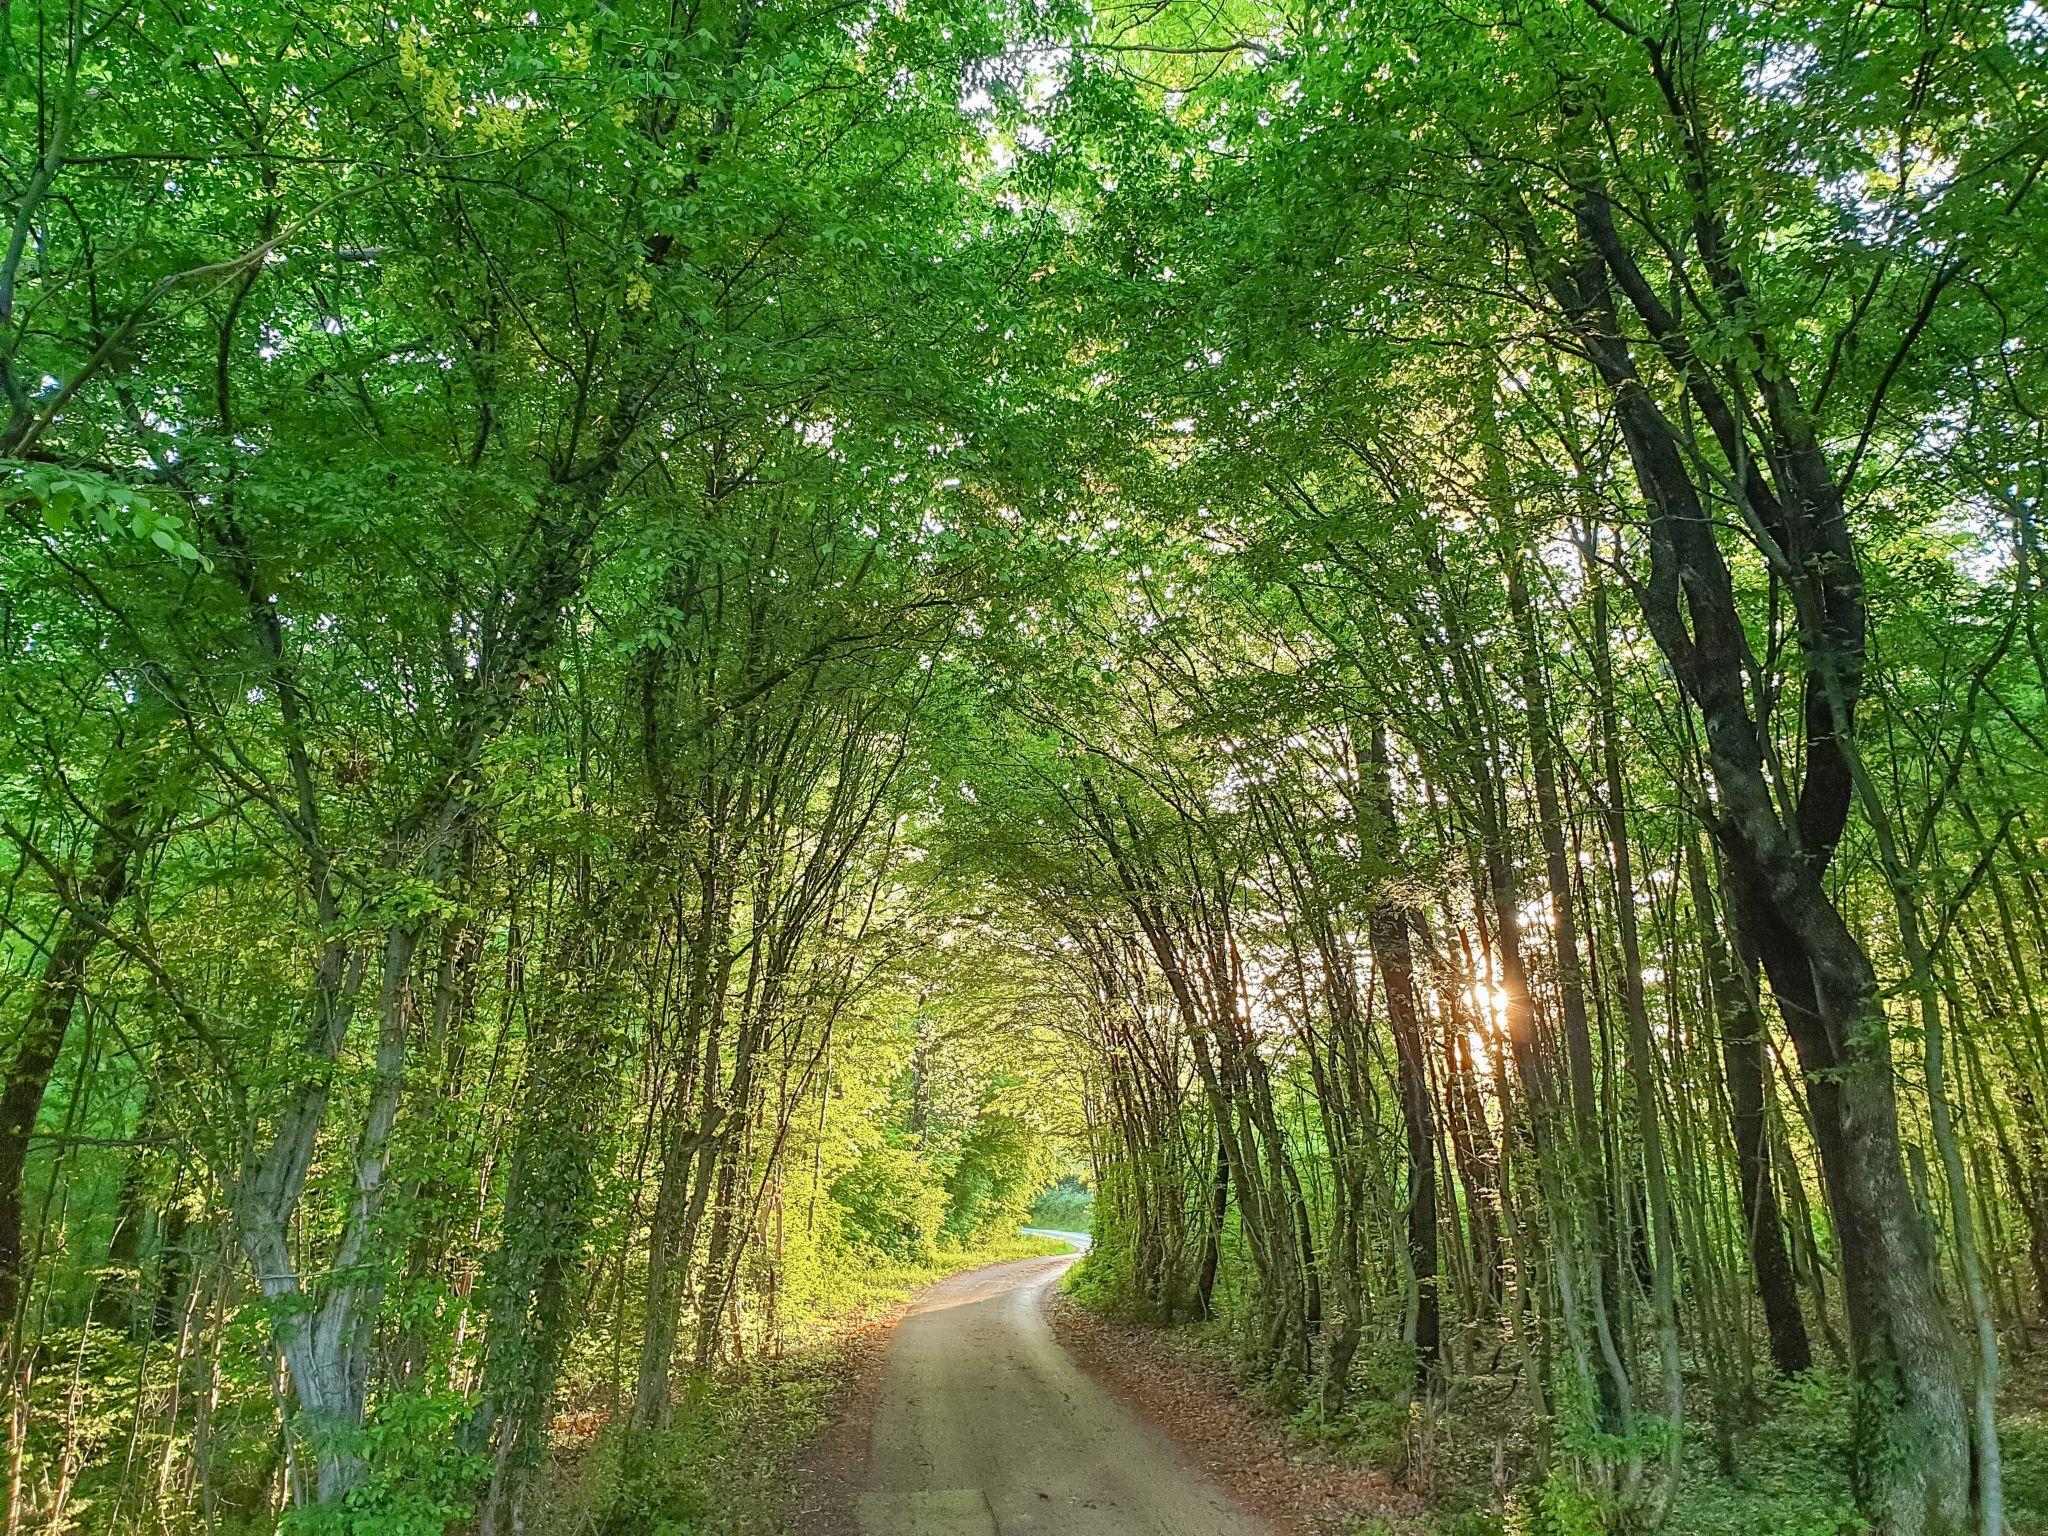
[{"left": 856, "top": 1248, "right": 1271, "bottom": 1536}]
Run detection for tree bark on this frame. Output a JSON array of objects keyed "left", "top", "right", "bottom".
[
  {"left": 1520, "top": 174, "right": 1974, "bottom": 1531},
  {"left": 1688, "top": 839, "right": 1812, "bottom": 1376},
  {"left": 1363, "top": 725, "right": 1440, "bottom": 1386},
  {"left": 0, "top": 789, "right": 144, "bottom": 1346}
]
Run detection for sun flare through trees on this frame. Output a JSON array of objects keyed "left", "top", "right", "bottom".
[{"left": 3, "top": 0, "right": 2047, "bottom": 1533}]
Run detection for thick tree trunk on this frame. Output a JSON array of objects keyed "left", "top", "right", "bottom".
[
  {"left": 0, "top": 786, "right": 146, "bottom": 1344},
  {"left": 631, "top": 1097, "right": 722, "bottom": 1427},
  {"left": 692, "top": 1141, "right": 748, "bottom": 1372},
  {"left": 630, "top": 856, "right": 733, "bottom": 1430},
  {"left": 1687, "top": 840, "right": 1812, "bottom": 1376},
  {"left": 470, "top": 961, "right": 622, "bottom": 1534},
  {"left": 1520, "top": 172, "right": 1976, "bottom": 1531},
  {"left": 241, "top": 922, "right": 419, "bottom": 1506}
]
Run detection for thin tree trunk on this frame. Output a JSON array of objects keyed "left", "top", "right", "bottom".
[{"left": 1364, "top": 725, "right": 1440, "bottom": 1387}]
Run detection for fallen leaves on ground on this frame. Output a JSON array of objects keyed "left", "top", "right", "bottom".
[{"left": 1048, "top": 1296, "right": 1428, "bottom": 1536}]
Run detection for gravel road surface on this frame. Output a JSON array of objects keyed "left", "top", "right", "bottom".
[{"left": 855, "top": 1246, "right": 1270, "bottom": 1536}]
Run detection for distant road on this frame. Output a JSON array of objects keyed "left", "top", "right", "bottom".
[
  {"left": 853, "top": 1244, "right": 1267, "bottom": 1535},
  {"left": 1019, "top": 1226, "right": 1092, "bottom": 1252}
]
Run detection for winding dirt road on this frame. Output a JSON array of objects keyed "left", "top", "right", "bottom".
[{"left": 854, "top": 1241, "right": 1272, "bottom": 1536}]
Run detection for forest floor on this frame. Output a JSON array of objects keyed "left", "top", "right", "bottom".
[
  {"left": 1047, "top": 1292, "right": 2048, "bottom": 1536},
  {"left": 788, "top": 1290, "right": 901, "bottom": 1536}
]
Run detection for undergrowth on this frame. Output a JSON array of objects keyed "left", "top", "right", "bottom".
[
  {"left": 1064, "top": 1250, "right": 2048, "bottom": 1536},
  {"left": 527, "top": 1230, "right": 1070, "bottom": 1536}
]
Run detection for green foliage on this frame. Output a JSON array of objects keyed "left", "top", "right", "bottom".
[
  {"left": 2000, "top": 1412, "right": 2048, "bottom": 1535},
  {"left": 2, "top": 461, "right": 206, "bottom": 564},
  {"left": 287, "top": 1394, "right": 485, "bottom": 1536},
  {"left": 4, "top": 0, "right": 2046, "bottom": 1530},
  {"left": 1654, "top": 1373, "right": 1869, "bottom": 1536},
  {"left": 830, "top": 1144, "right": 954, "bottom": 1264},
  {"left": 529, "top": 1367, "right": 836, "bottom": 1536},
  {"left": 1291, "top": 1347, "right": 1419, "bottom": 1466},
  {"left": 1058, "top": 1196, "right": 1172, "bottom": 1321},
  {"left": 1026, "top": 1176, "right": 1095, "bottom": 1234},
  {"left": 1517, "top": 1470, "right": 1610, "bottom": 1536}
]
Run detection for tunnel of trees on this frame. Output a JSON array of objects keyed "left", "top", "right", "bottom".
[{"left": 3, "top": 0, "right": 2046, "bottom": 1532}]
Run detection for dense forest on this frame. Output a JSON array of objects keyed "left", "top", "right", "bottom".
[{"left": 3, "top": 0, "right": 2045, "bottom": 1532}]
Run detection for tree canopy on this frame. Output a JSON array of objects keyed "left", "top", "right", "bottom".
[{"left": 3, "top": 0, "right": 2046, "bottom": 1532}]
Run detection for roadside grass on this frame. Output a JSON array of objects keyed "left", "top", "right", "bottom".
[
  {"left": 534, "top": 1357, "right": 843, "bottom": 1536},
  {"left": 1351, "top": 1396, "right": 2048, "bottom": 1536},
  {"left": 527, "top": 1230, "right": 1069, "bottom": 1536},
  {"left": 1343, "top": 1395, "right": 2048, "bottom": 1536}
]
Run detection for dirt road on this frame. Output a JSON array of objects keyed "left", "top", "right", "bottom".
[{"left": 855, "top": 1247, "right": 1272, "bottom": 1536}]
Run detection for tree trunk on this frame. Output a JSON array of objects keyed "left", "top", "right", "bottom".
[
  {"left": 0, "top": 783, "right": 147, "bottom": 1346},
  {"left": 1687, "top": 838, "right": 1812, "bottom": 1376},
  {"left": 1364, "top": 726, "right": 1440, "bottom": 1386},
  {"left": 1523, "top": 174, "right": 1976, "bottom": 1532},
  {"left": 1195, "top": 1125, "right": 1228, "bottom": 1319},
  {"left": 1505, "top": 535, "right": 1633, "bottom": 1443}
]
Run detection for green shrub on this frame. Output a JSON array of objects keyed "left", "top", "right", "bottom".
[
  {"left": 286, "top": 1390, "right": 484, "bottom": 1536},
  {"left": 1027, "top": 1175, "right": 1095, "bottom": 1233},
  {"left": 828, "top": 1143, "right": 951, "bottom": 1261},
  {"left": 2002, "top": 1410, "right": 2048, "bottom": 1534}
]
